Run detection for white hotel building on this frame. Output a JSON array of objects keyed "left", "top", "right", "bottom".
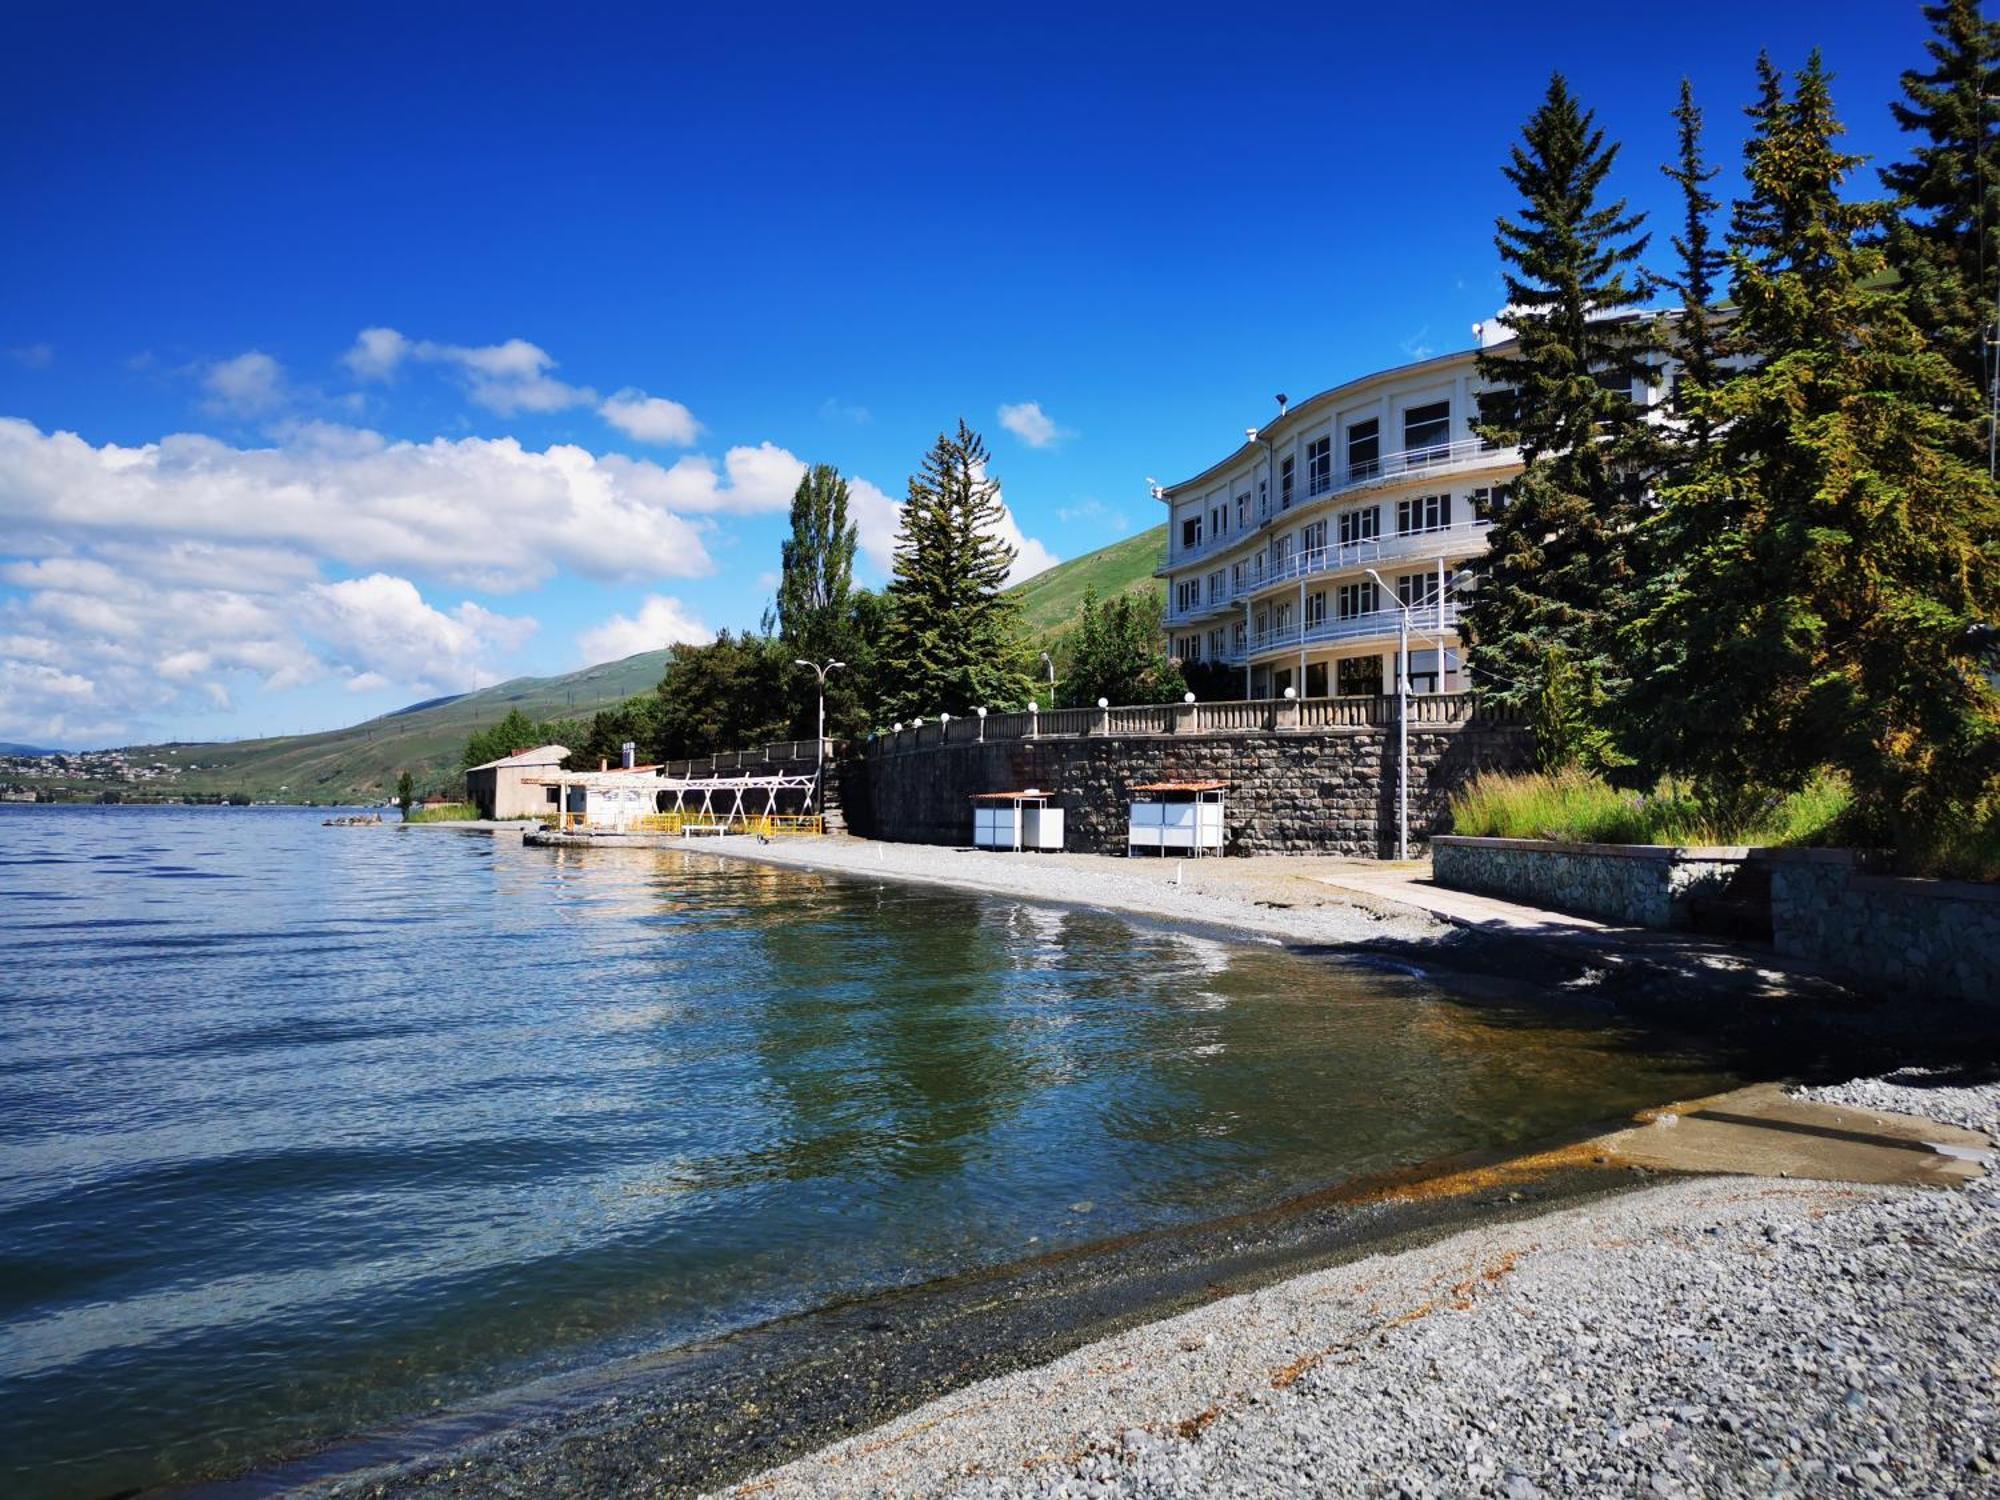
[{"left": 1157, "top": 341, "right": 1522, "bottom": 701}]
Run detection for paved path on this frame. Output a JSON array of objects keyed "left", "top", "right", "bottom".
[{"left": 1310, "top": 861, "right": 1617, "bottom": 934}]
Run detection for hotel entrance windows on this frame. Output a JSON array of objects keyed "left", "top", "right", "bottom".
[
  {"left": 1346, "top": 418, "right": 1380, "bottom": 482},
  {"left": 1403, "top": 400, "right": 1450, "bottom": 457},
  {"left": 1337, "top": 655, "right": 1384, "bottom": 696},
  {"left": 1305, "top": 660, "right": 1329, "bottom": 698}
]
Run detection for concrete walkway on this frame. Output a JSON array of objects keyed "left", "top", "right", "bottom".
[{"left": 1311, "top": 860, "right": 1618, "bottom": 935}]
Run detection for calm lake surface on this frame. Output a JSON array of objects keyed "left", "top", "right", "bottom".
[{"left": 0, "top": 806, "right": 1746, "bottom": 1498}]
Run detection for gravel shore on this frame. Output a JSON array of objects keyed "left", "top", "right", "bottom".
[
  {"left": 669, "top": 836, "right": 1451, "bottom": 949},
  {"left": 718, "top": 1072, "right": 1998, "bottom": 1500}
]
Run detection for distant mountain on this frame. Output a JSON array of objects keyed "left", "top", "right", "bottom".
[
  {"left": 0, "top": 743, "right": 60, "bottom": 758},
  {"left": 80, "top": 530, "right": 1169, "bottom": 804}
]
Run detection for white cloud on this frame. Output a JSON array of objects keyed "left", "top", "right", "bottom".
[
  {"left": 338, "top": 327, "right": 596, "bottom": 414},
  {"left": 599, "top": 389, "right": 701, "bottom": 446},
  {"left": 306, "top": 573, "right": 537, "bottom": 692},
  {"left": 848, "top": 476, "right": 904, "bottom": 577},
  {"left": 597, "top": 441, "right": 804, "bottom": 517},
  {"left": 202, "top": 351, "right": 287, "bottom": 415},
  {"left": 0, "top": 417, "right": 718, "bottom": 591},
  {"left": 576, "top": 594, "right": 712, "bottom": 664},
  {"left": 998, "top": 400, "right": 1073, "bottom": 449},
  {"left": 818, "top": 397, "right": 871, "bottom": 425}
]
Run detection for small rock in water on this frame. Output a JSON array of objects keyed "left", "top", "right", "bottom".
[{"left": 1069, "top": 1200, "right": 1094, "bottom": 1214}]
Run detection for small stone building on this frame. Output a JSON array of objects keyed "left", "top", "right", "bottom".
[{"left": 463, "top": 744, "right": 571, "bottom": 820}]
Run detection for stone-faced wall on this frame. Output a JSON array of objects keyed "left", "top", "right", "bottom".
[
  {"left": 1769, "top": 850, "right": 2000, "bottom": 1008},
  {"left": 841, "top": 721, "right": 1530, "bottom": 857},
  {"left": 1432, "top": 836, "right": 1749, "bottom": 928}
]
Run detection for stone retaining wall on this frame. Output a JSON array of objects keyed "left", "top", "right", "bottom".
[
  {"left": 842, "top": 721, "right": 1531, "bottom": 857},
  {"left": 1768, "top": 850, "right": 1999, "bottom": 1008},
  {"left": 1431, "top": 836, "right": 1749, "bottom": 929}
]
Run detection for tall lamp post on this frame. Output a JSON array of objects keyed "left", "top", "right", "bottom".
[
  {"left": 793, "top": 657, "right": 845, "bottom": 805},
  {"left": 1365, "top": 568, "right": 1478, "bottom": 862},
  {"left": 1038, "top": 650, "right": 1057, "bottom": 703}
]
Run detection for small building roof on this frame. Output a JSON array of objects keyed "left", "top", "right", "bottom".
[
  {"left": 1130, "top": 780, "right": 1227, "bottom": 793},
  {"left": 466, "top": 744, "right": 570, "bottom": 773},
  {"left": 971, "top": 788, "right": 1056, "bottom": 801}
]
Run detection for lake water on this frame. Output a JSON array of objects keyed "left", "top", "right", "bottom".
[{"left": 0, "top": 806, "right": 1746, "bottom": 1498}]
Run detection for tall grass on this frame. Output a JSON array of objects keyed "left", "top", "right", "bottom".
[
  {"left": 402, "top": 802, "right": 483, "bottom": 824},
  {"left": 1447, "top": 769, "right": 1855, "bottom": 849}
]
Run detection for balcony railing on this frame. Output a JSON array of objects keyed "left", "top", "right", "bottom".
[
  {"left": 1164, "top": 438, "right": 1517, "bottom": 569},
  {"left": 1162, "top": 523, "right": 1491, "bottom": 627},
  {"left": 1229, "top": 601, "right": 1463, "bottom": 665}
]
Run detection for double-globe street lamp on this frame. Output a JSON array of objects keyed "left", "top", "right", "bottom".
[{"left": 1363, "top": 568, "right": 1479, "bottom": 862}]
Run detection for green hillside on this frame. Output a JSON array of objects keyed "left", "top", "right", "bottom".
[
  {"left": 1009, "top": 523, "right": 1165, "bottom": 641},
  {"left": 118, "top": 651, "right": 672, "bottom": 804},
  {"left": 61, "top": 531, "right": 1169, "bottom": 804}
]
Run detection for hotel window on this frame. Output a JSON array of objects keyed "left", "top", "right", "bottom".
[
  {"left": 1397, "top": 571, "right": 1440, "bottom": 609},
  {"left": 1253, "top": 607, "right": 1269, "bottom": 637},
  {"left": 1305, "top": 661, "right": 1329, "bottom": 698},
  {"left": 1258, "top": 477, "right": 1269, "bottom": 519},
  {"left": 1180, "top": 515, "right": 1202, "bottom": 552},
  {"left": 1185, "top": 637, "right": 1203, "bottom": 662},
  {"left": 1207, "top": 570, "right": 1225, "bottom": 603},
  {"left": 1273, "top": 600, "right": 1294, "bottom": 631},
  {"left": 1237, "top": 491, "right": 1251, "bottom": 529},
  {"left": 1208, "top": 628, "right": 1226, "bottom": 657},
  {"left": 1337, "top": 580, "right": 1378, "bottom": 619},
  {"left": 1338, "top": 505, "right": 1380, "bottom": 546},
  {"left": 1210, "top": 503, "right": 1226, "bottom": 538},
  {"left": 1253, "top": 553, "right": 1265, "bottom": 582},
  {"left": 1338, "top": 655, "right": 1384, "bottom": 696},
  {"left": 1279, "top": 455, "right": 1295, "bottom": 510},
  {"left": 1270, "top": 534, "right": 1294, "bottom": 571},
  {"left": 1306, "top": 436, "right": 1332, "bottom": 496},
  {"left": 1346, "top": 418, "right": 1380, "bottom": 482},
  {"left": 1305, "top": 590, "right": 1328, "bottom": 628},
  {"left": 1232, "top": 560, "right": 1248, "bottom": 591},
  {"left": 1301, "top": 518, "right": 1327, "bottom": 553},
  {"left": 1396, "top": 493, "right": 1452, "bottom": 535},
  {"left": 1176, "top": 579, "right": 1200, "bottom": 612},
  {"left": 1233, "top": 620, "right": 1248, "bottom": 650},
  {"left": 1403, "top": 400, "right": 1450, "bottom": 456},
  {"left": 1468, "top": 486, "right": 1495, "bottom": 517}
]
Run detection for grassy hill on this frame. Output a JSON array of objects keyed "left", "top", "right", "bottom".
[
  {"left": 116, "top": 651, "right": 672, "bottom": 804},
  {"left": 1010, "top": 523, "right": 1165, "bottom": 641},
  {"left": 61, "top": 529, "right": 1169, "bottom": 804}
]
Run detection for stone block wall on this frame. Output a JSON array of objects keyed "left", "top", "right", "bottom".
[
  {"left": 840, "top": 721, "right": 1530, "bottom": 857},
  {"left": 1769, "top": 851, "right": 1999, "bottom": 1008},
  {"left": 1431, "top": 836, "right": 1748, "bottom": 928}
]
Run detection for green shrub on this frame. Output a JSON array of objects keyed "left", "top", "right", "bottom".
[{"left": 402, "top": 802, "right": 482, "bottom": 824}]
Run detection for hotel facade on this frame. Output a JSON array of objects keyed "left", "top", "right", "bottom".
[{"left": 1157, "top": 341, "right": 1528, "bottom": 701}]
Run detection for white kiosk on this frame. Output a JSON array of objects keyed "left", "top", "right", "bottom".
[
  {"left": 971, "top": 790, "right": 1065, "bottom": 851},
  {"left": 1127, "top": 781, "right": 1226, "bottom": 856}
]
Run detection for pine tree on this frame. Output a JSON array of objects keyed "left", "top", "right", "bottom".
[
  {"left": 1619, "top": 81, "right": 1727, "bottom": 773},
  {"left": 1881, "top": 0, "right": 2000, "bottom": 420},
  {"left": 880, "top": 422, "right": 1032, "bottom": 718},
  {"left": 1465, "top": 74, "right": 1656, "bottom": 724},
  {"left": 1635, "top": 51, "right": 2000, "bottom": 840}
]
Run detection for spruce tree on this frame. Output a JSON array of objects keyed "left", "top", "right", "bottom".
[
  {"left": 1465, "top": 74, "right": 1656, "bottom": 728},
  {"left": 1881, "top": 0, "right": 2000, "bottom": 420},
  {"left": 1636, "top": 52, "right": 2000, "bottom": 840},
  {"left": 1660, "top": 80, "right": 1728, "bottom": 455},
  {"left": 880, "top": 421, "right": 1032, "bottom": 718}
]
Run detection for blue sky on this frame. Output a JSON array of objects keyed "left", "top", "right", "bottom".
[{"left": 0, "top": 0, "right": 1934, "bottom": 746}]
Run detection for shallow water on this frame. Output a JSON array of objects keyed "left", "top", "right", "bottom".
[{"left": 0, "top": 806, "right": 1744, "bottom": 1498}]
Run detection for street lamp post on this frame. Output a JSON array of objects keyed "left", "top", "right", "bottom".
[
  {"left": 1364, "top": 569, "right": 1477, "bottom": 862},
  {"left": 793, "top": 657, "right": 845, "bottom": 803},
  {"left": 1039, "top": 650, "right": 1057, "bottom": 703}
]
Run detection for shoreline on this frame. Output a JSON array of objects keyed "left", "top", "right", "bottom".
[{"left": 167, "top": 833, "right": 1995, "bottom": 1498}]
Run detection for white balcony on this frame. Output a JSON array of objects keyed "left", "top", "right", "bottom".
[
  {"left": 1162, "top": 438, "right": 1518, "bottom": 571},
  {"left": 1228, "top": 601, "right": 1463, "bottom": 666},
  {"left": 1163, "top": 521, "right": 1491, "bottom": 628}
]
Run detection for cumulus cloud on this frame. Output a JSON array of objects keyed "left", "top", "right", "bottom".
[
  {"left": 576, "top": 594, "right": 712, "bottom": 664},
  {"left": 202, "top": 351, "right": 287, "bottom": 415},
  {"left": 599, "top": 389, "right": 701, "bottom": 446},
  {"left": 338, "top": 327, "right": 596, "bottom": 414},
  {"left": 305, "top": 574, "right": 538, "bottom": 692},
  {"left": 596, "top": 441, "right": 804, "bottom": 517},
  {"left": 997, "top": 400, "right": 1073, "bottom": 449},
  {"left": 0, "top": 417, "right": 718, "bottom": 591}
]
